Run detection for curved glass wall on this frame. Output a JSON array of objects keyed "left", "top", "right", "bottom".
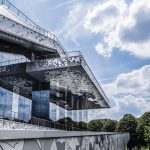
[
  {"left": 49, "top": 103, "right": 88, "bottom": 123},
  {"left": 0, "top": 86, "right": 88, "bottom": 123},
  {"left": 0, "top": 86, "right": 32, "bottom": 122},
  {"left": 18, "top": 95, "right": 31, "bottom": 122}
]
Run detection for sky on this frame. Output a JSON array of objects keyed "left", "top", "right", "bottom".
[{"left": 8, "top": 0, "right": 150, "bottom": 121}]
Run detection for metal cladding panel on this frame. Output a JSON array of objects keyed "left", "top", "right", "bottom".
[
  {"left": 0, "top": 14, "right": 66, "bottom": 56},
  {"left": 0, "top": 63, "right": 26, "bottom": 76},
  {"left": 26, "top": 56, "right": 109, "bottom": 109}
]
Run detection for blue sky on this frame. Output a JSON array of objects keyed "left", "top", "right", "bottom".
[{"left": 9, "top": 0, "right": 150, "bottom": 120}]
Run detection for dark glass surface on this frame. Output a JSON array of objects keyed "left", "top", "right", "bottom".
[{"left": 32, "top": 90, "right": 50, "bottom": 119}]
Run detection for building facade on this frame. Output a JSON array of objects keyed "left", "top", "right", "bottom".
[{"left": 0, "top": 0, "right": 109, "bottom": 127}]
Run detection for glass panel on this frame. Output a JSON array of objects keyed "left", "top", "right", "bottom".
[
  {"left": 79, "top": 110, "right": 83, "bottom": 122},
  {"left": 18, "top": 96, "right": 25, "bottom": 121},
  {"left": 49, "top": 102, "right": 57, "bottom": 121},
  {"left": 0, "top": 87, "right": 6, "bottom": 112},
  {"left": 67, "top": 111, "right": 72, "bottom": 119},
  {"left": 12, "top": 93, "right": 19, "bottom": 119},
  {"left": 82, "top": 110, "right": 88, "bottom": 122},
  {"left": 32, "top": 90, "right": 49, "bottom": 119},
  {"left": 4, "top": 90, "right": 13, "bottom": 118},
  {"left": 59, "top": 107, "right": 65, "bottom": 119},
  {"left": 32, "top": 91, "right": 40, "bottom": 113},
  {"left": 72, "top": 110, "right": 77, "bottom": 122}
]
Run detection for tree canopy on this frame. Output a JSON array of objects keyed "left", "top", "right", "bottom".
[{"left": 88, "top": 119, "right": 103, "bottom": 131}]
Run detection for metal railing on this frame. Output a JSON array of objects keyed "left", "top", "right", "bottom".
[
  {"left": 0, "top": 0, "right": 56, "bottom": 39},
  {"left": 0, "top": 51, "right": 80, "bottom": 66},
  {"left": 80, "top": 55, "right": 110, "bottom": 105},
  {"left": 0, "top": 57, "right": 30, "bottom": 66},
  {"left": 35, "top": 51, "right": 81, "bottom": 60},
  {"left": 0, "top": 108, "right": 84, "bottom": 131},
  {"left": 0, "top": 0, "right": 67, "bottom": 54}
]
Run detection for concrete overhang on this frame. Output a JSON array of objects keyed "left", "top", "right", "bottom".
[
  {"left": 26, "top": 53, "right": 110, "bottom": 109},
  {"left": 0, "top": 12, "right": 66, "bottom": 57}
]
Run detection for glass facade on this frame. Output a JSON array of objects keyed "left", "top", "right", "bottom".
[
  {"left": 0, "top": 86, "right": 88, "bottom": 123},
  {"left": 49, "top": 86, "right": 89, "bottom": 122},
  {"left": 49, "top": 102, "right": 59, "bottom": 121},
  {"left": 32, "top": 90, "right": 50, "bottom": 119},
  {"left": 0, "top": 52, "right": 29, "bottom": 66},
  {"left": 0, "top": 86, "right": 32, "bottom": 122},
  {"left": 18, "top": 95, "right": 31, "bottom": 122},
  {"left": 49, "top": 104, "right": 88, "bottom": 122}
]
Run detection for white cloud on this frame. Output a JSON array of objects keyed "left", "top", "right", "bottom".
[
  {"left": 84, "top": 0, "right": 121, "bottom": 34},
  {"left": 57, "top": 1, "right": 99, "bottom": 45},
  {"left": 84, "top": 0, "right": 150, "bottom": 58},
  {"left": 89, "top": 65, "right": 150, "bottom": 121},
  {"left": 56, "top": 3, "right": 84, "bottom": 45},
  {"left": 96, "top": 43, "right": 112, "bottom": 57},
  {"left": 51, "top": 0, "right": 79, "bottom": 9}
]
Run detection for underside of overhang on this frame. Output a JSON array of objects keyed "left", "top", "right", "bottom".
[{"left": 26, "top": 56, "right": 109, "bottom": 109}]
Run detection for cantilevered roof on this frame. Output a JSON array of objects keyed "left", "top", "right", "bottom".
[
  {"left": 26, "top": 52, "right": 109, "bottom": 109},
  {"left": 0, "top": 0, "right": 109, "bottom": 110}
]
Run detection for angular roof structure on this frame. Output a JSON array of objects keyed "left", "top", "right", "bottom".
[{"left": 0, "top": 0, "right": 109, "bottom": 113}]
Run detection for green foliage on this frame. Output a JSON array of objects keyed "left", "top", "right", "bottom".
[
  {"left": 88, "top": 119, "right": 103, "bottom": 131},
  {"left": 136, "top": 123, "right": 147, "bottom": 148},
  {"left": 78, "top": 121, "right": 87, "bottom": 130},
  {"left": 144, "top": 126, "right": 150, "bottom": 146},
  {"left": 55, "top": 112, "right": 150, "bottom": 149},
  {"left": 140, "top": 112, "right": 150, "bottom": 126},
  {"left": 102, "top": 119, "right": 118, "bottom": 132},
  {"left": 136, "top": 112, "right": 150, "bottom": 149},
  {"left": 117, "top": 114, "right": 138, "bottom": 149},
  {"left": 117, "top": 114, "right": 138, "bottom": 133},
  {"left": 57, "top": 117, "right": 75, "bottom": 127}
]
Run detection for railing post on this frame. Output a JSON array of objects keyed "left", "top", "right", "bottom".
[
  {"left": 8, "top": 1, "right": 10, "bottom": 9},
  {"left": 17, "top": 10, "right": 19, "bottom": 16}
]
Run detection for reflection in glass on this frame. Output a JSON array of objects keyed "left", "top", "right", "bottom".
[
  {"left": 32, "top": 90, "right": 49, "bottom": 119},
  {"left": 0, "top": 86, "right": 32, "bottom": 122},
  {"left": 49, "top": 102, "right": 57, "bottom": 121}
]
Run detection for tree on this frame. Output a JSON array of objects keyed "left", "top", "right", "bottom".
[
  {"left": 88, "top": 120, "right": 103, "bottom": 132},
  {"left": 117, "top": 114, "right": 138, "bottom": 150},
  {"left": 78, "top": 121, "right": 87, "bottom": 130},
  {"left": 57, "top": 117, "right": 77, "bottom": 130},
  {"left": 135, "top": 112, "right": 150, "bottom": 149},
  {"left": 144, "top": 126, "right": 150, "bottom": 149},
  {"left": 140, "top": 112, "right": 150, "bottom": 127},
  {"left": 57, "top": 117, "right": 73, "bottom": 126},
  {"left": 136, "top": 123, "right": 147, "bottom": 149},
  {"left": 117, "top": 114, "right": 137, "bottom": 133},
  {"left": 102, "top": 119, "right": 118, "bottom": 132}
]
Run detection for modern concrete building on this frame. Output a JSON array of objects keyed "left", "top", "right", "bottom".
[
  {"left": 0, "top": 0, "right": 109, "bottom": 124},
  {"left": 0, "top": 0, "right": 129, "bottom": 149}
]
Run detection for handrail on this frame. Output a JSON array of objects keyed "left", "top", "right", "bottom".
[
  {"left": 0, "top": 0, "right": 55, "bottom": 39},
  {"left": 80, "top": 55, "right": 109, "bottom": 105},
  {"left": 0, "top": 51, "right": 81, "bottom": 66},
  {"left": 0, "top": 0, "right": 67, "bottom": 54},
  {"left": 0, "top": 108, "right": 85, "bottom": 131}
]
